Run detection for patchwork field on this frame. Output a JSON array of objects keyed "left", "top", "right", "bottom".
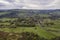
[
  {"left": 0, "top": 18, "right": 60, "bottom": 40},
  {"left": 0, "top": 9, "right": 60, "bottom": 40}
]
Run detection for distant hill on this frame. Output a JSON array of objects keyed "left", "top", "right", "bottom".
[{"left": 0, "top": 9, "right": 60, "bottom": 18}]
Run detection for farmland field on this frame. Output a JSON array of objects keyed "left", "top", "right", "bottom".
[{"left": 0, "top": 9, "right": 60, "bottom": 40}]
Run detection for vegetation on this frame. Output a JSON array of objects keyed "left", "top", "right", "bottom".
[
  {"left": 0, "top": 31, "right": 42, "bottom": 40},
  {"left": 0, "top": 9, "right": 60, "bottom": 40}
]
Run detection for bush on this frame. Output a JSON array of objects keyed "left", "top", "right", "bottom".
[
  {"left": 51, "top": 36, "right": 60, "bottom": 40},
  {"left": 0, "top": 31, "right": 47, "bottom": 40}
]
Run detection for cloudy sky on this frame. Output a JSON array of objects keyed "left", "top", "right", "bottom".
[{"left": 0, "top": 0, "right": 60, "bottom": 9}]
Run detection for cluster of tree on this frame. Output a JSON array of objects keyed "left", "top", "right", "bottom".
[
  {"left": 0, "top": 31, "right": 45, "bottom": 40},
  {"left": 0, "top": 13, "right": 56, "bottom": 28},
  {"left": 0, "top": 17, "right": 36, "bottom": 28},
  {"left": 0, "top": 31, "right": 60, "bottom": 40},
  {"left": 0, "top": 16, "right": 55, "bottom": 28},
  {"left": 44, "top": 22, "right": 54, "bottom": 26},
  {"left": 51, "top": 36, "right": 60, "bottom": 40}
]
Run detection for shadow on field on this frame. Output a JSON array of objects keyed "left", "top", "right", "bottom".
[
  {"left": 0, "top": 31, "right": 44, "bottom": 40},
  {"left": 0, "top": 31, "right": 60, "bottom": 40}
]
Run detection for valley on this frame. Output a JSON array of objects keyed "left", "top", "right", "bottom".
[{"left": 0, "top": 9, "right": 60, "bottom": 40}]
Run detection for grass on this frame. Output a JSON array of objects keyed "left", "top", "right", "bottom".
[
  {"left": 0, "top": 18, "right": 60, "bottom": 39},
  {"left": 0, "top": 26, "right": 56, "bottom": 39},
  {"left": 0, "top": 12, "right": 9, "bottom": 15}
]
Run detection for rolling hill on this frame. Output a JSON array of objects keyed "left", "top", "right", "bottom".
[{"left": 0, "top": 9, "right": 60, "bottom": 18}]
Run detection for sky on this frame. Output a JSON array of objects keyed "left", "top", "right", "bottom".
[{"left": 0, "top": 0, "right": 60, "bottom": 10}]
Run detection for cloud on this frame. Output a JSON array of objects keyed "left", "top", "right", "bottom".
[
  {"left": 0, "top": 0, "right": 23, "bottom": 9},
  {"left": 23, "top": 0, "right": 60, "bottom": 9},
  {"left": 46, "top": 0, "right": 60, "bottom": 9},
  {"left": 0, "top": 0, "right": 14, "bottom": 9},
  {"left": 0, "top": 0, "right": 60, "bottom": 9}
]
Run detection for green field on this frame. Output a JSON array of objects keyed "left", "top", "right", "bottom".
[
  {"left": 0, "top": 18, "right": 60, "bottom": 40},
  {"left": 0, "top": 27, "right": 55, "bottom": 39},
  {"left": 0, "top": 12, "right": 60, "bottom": 40}
]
